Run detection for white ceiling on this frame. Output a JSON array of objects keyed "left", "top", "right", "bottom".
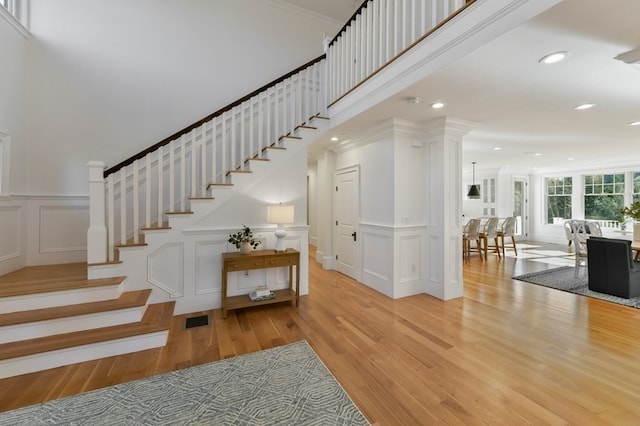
[{"left": 289, "top": 0, "right": 640, "bottom": 175}]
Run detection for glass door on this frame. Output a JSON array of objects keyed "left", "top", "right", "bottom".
[{"left": 513, "top": 178, "right": 528, "bottom": 240}]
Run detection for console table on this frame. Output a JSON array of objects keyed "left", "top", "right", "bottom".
[{"left": 221, "top": 249, "right": 300, "bottom": 318}]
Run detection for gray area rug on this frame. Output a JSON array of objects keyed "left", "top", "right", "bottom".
[
  {"left": 0, "top": 341, "right": 369, "bottom": 425},
  {"left": 513, "top": 266, "right": 640, "bottom": 308}
]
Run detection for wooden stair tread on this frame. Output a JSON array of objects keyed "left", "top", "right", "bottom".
[
  {"left": 295, "top": 124, "right": 317, "bottom": 130},
  {"left": 0, "top": 276, "right": 126, "bottom": 299},
  {"left": 0, "top": 301, "right": 175, "bottom": 361},
  {"left": 226, "top": 170, "right": 252, "bottom": 176},
  {"left": 207, "top": 183, "right": 234, "bottom": 188},
  {"left": 141, "top": 221, "right": 170, "bottom": 231},
  {"left": 0, "top": 263, "right": 87, "bottom": 285},
  {"left": 165, "top": 211, "right": 193, "bottom": 215},
  {"left": 0, "top": 289, "right": 152, "bottom": 327},
  {"left": 279, "top": 135, "right": 303, "bottom": 140},
  {"left": 188, "top": 197, "right": 215, "bottom": 200}
]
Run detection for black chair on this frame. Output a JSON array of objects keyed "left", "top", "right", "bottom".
[{"left": 586, "top": 237, "right": 640, "bottom": 298}]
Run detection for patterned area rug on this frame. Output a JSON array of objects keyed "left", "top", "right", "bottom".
[
  {"left": 0, "top": 341, "right": 369, "bottom": 425},
  {"left": 513, "top": 266, "right": 640, "bottom": 308}
]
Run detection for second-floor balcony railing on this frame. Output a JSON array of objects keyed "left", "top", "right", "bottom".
[{"left": 326, "top": 0, "right": 471, "bottom": 105}]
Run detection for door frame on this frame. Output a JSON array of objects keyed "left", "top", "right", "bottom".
[
  {"left": 511, "top": 175, "right": 529, "bottom": 241},
  {"left": 333, "top": 165, "right": 361, "bottom": 281}
]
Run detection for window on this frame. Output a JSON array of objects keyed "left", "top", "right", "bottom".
[
  {"left": 546, "top": 177, "right": 572, "bottom": 224},
  {"left": 584, "top": 173, "right": 625, "bottom": 223},
  {"left": 633, "top": 172, "right": 640, "bottom": 204}
]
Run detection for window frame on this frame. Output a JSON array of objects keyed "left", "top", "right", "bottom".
[{"left": 545, "top": 176, "right": 572, "bottom": 225}]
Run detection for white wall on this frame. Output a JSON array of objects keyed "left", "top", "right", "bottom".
[
  {"left": 0, "top": 9, "right": 27, "bottom": 194},
  {"left": 25, "top": 0, "right": 341, "bottom": 196},
  {"left": 0, "top": 10, "right": 29, "bottom": 274}
]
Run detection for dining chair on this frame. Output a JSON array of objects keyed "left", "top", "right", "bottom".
[
  {"left": 563, "top": 220, "right": 573, "bottom": 248},
  {"left": 498, "top": 216, "right": 517, "bottom": 257},
  {"left": 570, "top": 220, "right": 589, "bottom": 278},
  {"left": 587, "top": 221, "right": 602, "bottom": 237},
  {"left": 463, "top": 218, "right": 483, "bottom": 261},
  {"left": 481, "top": 217, "right": 501, "bottom": 259}
]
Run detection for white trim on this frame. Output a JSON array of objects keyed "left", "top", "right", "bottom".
[{"left": 0, "top": 0, "right": 29, "bottom": 38}]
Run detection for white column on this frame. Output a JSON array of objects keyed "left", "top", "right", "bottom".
[
  {"left": 423, "top": 117, "right": 475, "bottom": 300},
  {"left": 87, "top": 161, "right": 107, "bottom": 264},
  {"left": 315, "top": 150, "right": 336, "bottom": 269}
]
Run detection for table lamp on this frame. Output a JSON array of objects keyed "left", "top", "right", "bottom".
[{"left": 267, "top": 204, "right": 294, "bottom": 252}]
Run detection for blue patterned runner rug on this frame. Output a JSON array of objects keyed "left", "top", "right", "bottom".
[
  {"left": 513, "top": 266, "right": 640, "bottom": 308},
  {"left": 0, "top": 340, "right": 369, "bottom": 425}
]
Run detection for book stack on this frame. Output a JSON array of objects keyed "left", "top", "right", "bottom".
[{"left": 249, "top": 285, "right": 275, "bottom": 302}]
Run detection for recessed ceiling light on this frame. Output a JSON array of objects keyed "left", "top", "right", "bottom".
[
  {"left": 539, "top": 51, "right": 569, "bottom": 64},
  {"left": 574, "top": 103, "right": 596, "bottom": 110},
  {"left": 568, "top": 157, "right": 575, "bottom": 161},
  {"left": 534, "top": 153, "right": 542, "bottom": 157},
  {"left": 431, "top": 102, "right": 445, "bottom": 109},
  {"left": 330, "top": 136, "right": 339, "bottom": 141},
  {"left": 629, "top": 121, "right": 640, "bottom": 126},
  {"left": 493, "top": 147, "right": 501, "bottom": 151}
]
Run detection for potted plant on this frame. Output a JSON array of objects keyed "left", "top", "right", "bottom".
[
  {"left": 228, "top": 225, "right": 261, "bottom": 254},
  {"left": 620, "top": 202, "right": 640, "bottom": 239}
]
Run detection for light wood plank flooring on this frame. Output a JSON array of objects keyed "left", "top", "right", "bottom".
[{"left": 2, "top": 244, "right": 640, "bottom": 424}]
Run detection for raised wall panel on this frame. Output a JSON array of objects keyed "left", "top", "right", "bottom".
[
  {"left": 194, "top": 240, "right": 226, "bottom": 295},
  {"left": 39, "top": 205, "right": 88, "bottom": 253},
  {"left": 399, "top": 235, "right": 421, "bottom": 283},
  {"left": 0, "top": 205, "right": 21, "bottom": 262},
  {"left": 148, "top": 243, "right": 184, "bottom": 297},
  {"left": 361, "top": 228, "right": 392, "bottom": 297}
]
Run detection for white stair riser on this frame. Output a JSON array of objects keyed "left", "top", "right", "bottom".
[
  {"left": 0, "top": 285, "right": 121, "bottom": 315},
  {"left": 0, "top": 331, "right": 168, "bottom": 379},
  {"left": 0, "top": 306, "right": 146, "bottom": 344}
]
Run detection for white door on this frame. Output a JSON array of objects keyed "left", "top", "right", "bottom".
[
  {"left": 334, "top": 167, "right": 359, "bottom": 279},
  {"left": 513, "top": 177, "right": 528, "bottom": 240}
]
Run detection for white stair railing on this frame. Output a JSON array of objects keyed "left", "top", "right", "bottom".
[
  {"left": 91, "top": 57, "right": 326, "bottom": 262},
  {"left": 327, "top": 0, "right": 470, "bottom": 104}
]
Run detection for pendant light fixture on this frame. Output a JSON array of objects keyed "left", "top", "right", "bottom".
[{"left": 467, "top": 162, "right": 481, "bottom": 199}]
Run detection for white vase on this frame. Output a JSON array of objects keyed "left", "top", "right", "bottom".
[
  {"left": 239, "top": 242, "right": 252, "bottom": 254},
  {"left": 634, "top": 223, "right": 640, "bottom": 242}
]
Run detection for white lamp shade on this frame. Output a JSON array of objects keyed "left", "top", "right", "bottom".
[{"left": 267, "top": 204, "right": 295, "bottom": 224}]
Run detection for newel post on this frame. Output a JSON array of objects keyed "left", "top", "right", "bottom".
[{"left": 87, "top": 161, "right": 107, "bottom": 264}]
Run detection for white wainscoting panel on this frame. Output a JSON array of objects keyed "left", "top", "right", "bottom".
[
  {"left": 39, "top": 205, "right": 88, "bottom": 253},
  {"left": 147, "top": 242, "right": 184, "bottom": 297},
  {"left": 25, "top": 196, "right": 89, "bottom": 265},
  {"left": 0, "top": 205, "right": 21, "bottom": 262},
  {"left": 360, "top": 223, "right": 426, "bottom": 299},
  {"left": 396, "top": 233, "right": 424, "bottom": 298},
  {"left": 361, "top": 226, "right": 393, "bottom": 298},
  {"left": 194, "top": 240, "right": 226, "bottom": 295}
]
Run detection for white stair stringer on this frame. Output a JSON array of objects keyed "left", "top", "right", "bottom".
[
  {"left": 0, "top": 331, "right": 168, "bottom": 380},
  {"left": 110, "top": 116, "right": 328, "bottom": 315}
]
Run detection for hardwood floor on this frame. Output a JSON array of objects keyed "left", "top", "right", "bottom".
[{"left": 2, "top": 244, "right": 640, "bottom": 424}]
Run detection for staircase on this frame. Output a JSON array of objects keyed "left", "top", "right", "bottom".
[
  {"left": 0, "top": 0, "right": 476, "bottom": 379},
  {"left": 0, "top": 114, "right": 328, "bottom": 379},
  {"left": 0, "top": 263, "right": 174, "bottom": 379}
]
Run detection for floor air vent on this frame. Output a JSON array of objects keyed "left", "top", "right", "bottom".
[{"left": 185, "top": 314, "right": 209, "bottom": 329}]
